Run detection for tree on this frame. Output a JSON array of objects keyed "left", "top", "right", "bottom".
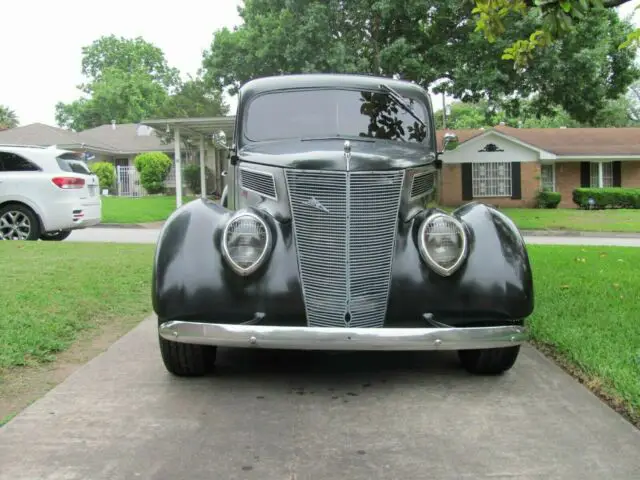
[
  {"left": 202, "top": 0, "right": 639, "bottom": 124},
  {"left": 55, "top": 36, "right": 181, "bottom": 131},
  {"left": 435, "top": 95, "right": 638, "bottom": 130},
  {"left": 472, "top": 0, "right": 640, "bottom": 67},
  {"left": 157, "top": 74, "right": 229, "bottom": 119},
  {"left": 0, "top": 105, "right": 19, "bottom": 129}
]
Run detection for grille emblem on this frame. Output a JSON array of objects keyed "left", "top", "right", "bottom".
[{"left": 302, "top": 196, "right": 330, "bottom": 214}]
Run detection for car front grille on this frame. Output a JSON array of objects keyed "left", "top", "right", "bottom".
[{"left": 285, "top": 169, "right": 405, "bottom": 328}]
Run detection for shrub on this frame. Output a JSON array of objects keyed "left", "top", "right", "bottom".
[
  {"left": 89, "top": 161, "right": 116, "bottom": 194},
  {"left": 535, "top": 189, "right": 561, "bottom": 209},
  {"left": 572, "top": 188, "right": 640, "bottom": 209},
  {"left": 133, "top": 152, "right": 172, "bottom": 194},
  {"left": 183, "top": 163, "right": 215, "bottom": 195}
]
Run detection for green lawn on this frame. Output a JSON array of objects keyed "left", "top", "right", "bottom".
[
  {"left": 527, "top": 245, "right": 640, "bottom": 425},
  {"left": 100, "top": 195, "right": 199, "bottom": 224},
  {"left": 500, "top": 208, "right": 640, "bottom": 233},
  {"left": 0, "top": 242, "right": 155, "bottom": 370}
]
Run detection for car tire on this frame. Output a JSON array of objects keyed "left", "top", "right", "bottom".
[
  {"left": 458, "top": 346, "right": 521, "bottom": 375},
  {"left": 0, "top": 203, "right": 41, "bottom": 241},
  {"left": 40, "top": 230, "right": 72, "bottom": 241},
  {"left": 158, "top": 335, "right": 217, "bottom": 377}
]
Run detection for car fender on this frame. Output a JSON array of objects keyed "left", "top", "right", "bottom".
[{"left": 386, "top": 202, "right": 534, "bottom": 324}]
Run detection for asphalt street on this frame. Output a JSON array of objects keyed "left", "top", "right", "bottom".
[
  {"left": 1, "top": 316, "right": 639, "bottom": 479},
  {"left": 67, "top": 226, "right": 640, "bottom": 247}
]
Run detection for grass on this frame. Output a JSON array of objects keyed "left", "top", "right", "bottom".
[
  {"left": 500, "top": 208, "right": 640, "bottom": 233},
  {"left": 527, "top": 245, "right": 640, "bottom": 425},
  {"left": 0, "top": 242, "right": 155, "bottom": 370},
  {"left": 100, "top": 195, "right": 199, "bottom": 224}
]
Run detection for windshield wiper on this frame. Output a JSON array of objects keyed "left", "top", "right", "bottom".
[{"left": 379, "top": 83, "right": 426, "bottom": 129}]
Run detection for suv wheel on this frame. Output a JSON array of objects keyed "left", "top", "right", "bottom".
[
  {"left": 0, "top": 204, "right": 41, "bottom": 241},
  {"left": 458, "top": 346, "right": 521, "bottom": 375},
  {"left": 40, "top": 230, "right": 72, "bottom": 241}
]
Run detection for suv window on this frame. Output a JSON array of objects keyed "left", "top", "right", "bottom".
[
  {"left": 244, "top": 88, "right": 430, "bottom": 145},
  {"left": 56, "top": 153, "right": 92, "bottom": 175},
  {"left": 0, "top": 151, "right": 41, "bottom": 172}
]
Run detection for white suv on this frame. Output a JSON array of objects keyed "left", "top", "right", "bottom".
[{"left": 0, "top": 144, "right": 102, "bottom": 241}]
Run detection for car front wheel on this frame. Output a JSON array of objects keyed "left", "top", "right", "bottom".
[
  {"left": 159, "top": 335, "right": 217, "bottom": 377},
  {"left": 40, "top": 230, "right": 72, "bottom": 241},
  {"left": 458, "top": 346, "right": 521, "bottom": 375},
  {"left": 0, "top": 204, "right": 41, "bottom": 241}
]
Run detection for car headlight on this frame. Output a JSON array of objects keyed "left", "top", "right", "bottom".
[
  {"left": 221, "top": 211, "right": 272, "bottom": 276},
  {"left": 417, "top": 213, "right": 468, "bottom": 276}
]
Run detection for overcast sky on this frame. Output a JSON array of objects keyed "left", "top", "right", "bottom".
[{"left": 1, "top": 0, "right": 638, "bottom": 127}]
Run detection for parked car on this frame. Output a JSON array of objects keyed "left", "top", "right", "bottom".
[
  {"left": 153, "top": 74, "right": 534, "bottom": 377},
  {"left": 0, "top": 144, "right": 101, "bottom": 241}
]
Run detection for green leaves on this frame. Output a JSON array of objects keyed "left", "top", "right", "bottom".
[{"left": 0, "top": 105, "right": 19, "bottom": 129}]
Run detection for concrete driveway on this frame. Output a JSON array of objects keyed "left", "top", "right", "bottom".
[
  {"left": 1, "top": 317, "right": 639, "bottom": 479},
  {"left": 68, "top": 226, "right": 640, "bottom": 247}
]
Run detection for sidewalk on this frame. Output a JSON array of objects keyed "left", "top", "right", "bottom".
[{"left": 92, "top": 222, "right": 640, "bottom": 239}]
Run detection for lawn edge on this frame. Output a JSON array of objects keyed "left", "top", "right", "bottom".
[{"left": 530, "top": 339, "right": 639, "bottom": 430}]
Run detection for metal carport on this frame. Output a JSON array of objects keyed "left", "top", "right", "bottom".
[{"left": 142, "top": 116, "right": 236, "bottom": 208}]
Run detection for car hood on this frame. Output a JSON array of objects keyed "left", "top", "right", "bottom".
[{"left": 237, "top": 138, "right": 434, "bottom": 171}]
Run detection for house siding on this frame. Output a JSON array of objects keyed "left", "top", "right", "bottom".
[
  {"left": 440, "top": 162, "right": 539, "bottom": 208},
  {"left": 554, "top": 162, "right": 581, "bottom": 208},
  {"left": 621, "top": 161, "right": 640, "bottom": 188}
]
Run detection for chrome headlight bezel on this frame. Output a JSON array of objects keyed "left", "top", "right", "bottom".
[
  {"left": 221, "top": 210, "right": 273, "bottom": 276},
  {"left": 417, "top": 212, "right": 468, "bottom": 277}
]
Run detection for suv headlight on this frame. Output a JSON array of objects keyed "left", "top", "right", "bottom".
[
  {"left": 417, "top": 213, "right": 468, "bottom": 276},
  {"left": 221, "top": 211, "right": 272, "bottom": 276}
]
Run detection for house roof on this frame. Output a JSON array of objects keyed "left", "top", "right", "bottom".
[
  {"left": 437, "top": 126, "right": 640, "bottom": 157},
  {"left": 0, "top": 122, "right": 172, "bottom": 154},
  {"left": 0, "top": 122, "right": 91, "bottom": 148},
  {"left": 78, "top": 123, "right": 173, "bottom": 153}
]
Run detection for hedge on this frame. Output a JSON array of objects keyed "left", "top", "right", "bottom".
[
  {"left": 572, "top": 188, "right": 640, "bottom": 209},
  {"left": 536, "top": 190, "right": 561, "bottom": 209}
]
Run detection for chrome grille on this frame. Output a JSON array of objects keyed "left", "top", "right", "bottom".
[
  {"left": 239, "top": 167, "right": 277, "bottom": 199},
  {"left": 286, "top": 170, "right": 405, "bottom": 328},
  {"left": 410, "top": 171, "right": 435, "bottom": 199}
]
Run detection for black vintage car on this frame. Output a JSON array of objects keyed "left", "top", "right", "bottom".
[{"left": 153, "top": 74, "right": 534, "bottom": 377}]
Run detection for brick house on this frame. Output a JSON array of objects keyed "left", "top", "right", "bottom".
[{"left": 438, "top": 126, "right": 640, "bottom": 208}]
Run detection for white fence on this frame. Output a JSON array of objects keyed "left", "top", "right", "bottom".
[{"left": 116, "top": 166, "right": 146, "bottom": 197}]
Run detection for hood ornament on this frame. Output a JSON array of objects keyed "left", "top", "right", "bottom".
[
  {"left": 303, "top": 196, "right": 330, "bottom": 214},
  {"left": 344, "top": 140, "right": 352, "bottom": 171}
]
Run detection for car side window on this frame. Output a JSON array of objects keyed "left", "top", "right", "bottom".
[{"left": 0, "top": 152, "right": 41, "bottom": 172}]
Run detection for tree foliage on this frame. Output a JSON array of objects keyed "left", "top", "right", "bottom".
[
  {"left": 55, "top": 36, "right": 227, "bottom": 132},
  {"left": 0, "top": 105, "right": 19, "bottom": 129},
  {"left": 472, "top": 1, "right": 640, "bottom": 68},
  {"left": 133, "top": 151, "right": 172, "bottom": 194},
  {"left": 202, "top": 0, "right": 639, "bottom": 124},
  {"left": 436, "top": 94, "right": 639, "bottom": 130}
]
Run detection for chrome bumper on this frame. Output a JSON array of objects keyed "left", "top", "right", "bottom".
[{"left": 158, "top": 321, "right": 528, "bottom": 351}]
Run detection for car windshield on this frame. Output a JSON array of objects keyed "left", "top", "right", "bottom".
[{"left": 244, "top": 88, "right": 430, "bottom": 145}]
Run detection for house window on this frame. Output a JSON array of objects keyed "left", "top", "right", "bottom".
[
  {"left": 472, "top": 162, "right": 512, "bottom": 197},
  {"left": 540, "top": 164, "right": 555, "bottom": 192},
  {"left": 590, "top": 161, "right": 613, "bottom": 188}
]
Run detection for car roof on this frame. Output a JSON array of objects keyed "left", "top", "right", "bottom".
[
  {"left": 239, "top": 73, "right": 428, "bottom": 99},
  {"left": 0, "top": 144, "right": 72, "bottom": 157}
]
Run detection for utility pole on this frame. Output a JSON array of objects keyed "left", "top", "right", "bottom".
[{"left": 442, "top": 92, "right": 447, "bottom": 129}]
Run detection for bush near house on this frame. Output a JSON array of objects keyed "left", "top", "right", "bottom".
[
  {"left": 183, "top": 163, "right": 215, "bottom": 195},
  {"left": 535, "top": 189, "right": 561, "bottom": 209},
  {"left": 89, "top": 161, "right": 116, "bottom": 194},
  {"left": 573, "top": 188, "right": 640, "bottom": 209},
  {"left": 133, "top": 151, "right": 172, "bottom": 194}
]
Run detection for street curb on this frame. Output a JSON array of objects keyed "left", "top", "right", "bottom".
[
  {"left": 520, "top": 229, "right": 640, "bottom": 239},
  {"left": 90, "top": 223, "right": 640, "bottom": 239}
]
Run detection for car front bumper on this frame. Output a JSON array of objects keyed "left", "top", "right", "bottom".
[{"left": 158, "top": 321, "right": 528, "bottom": 351}]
